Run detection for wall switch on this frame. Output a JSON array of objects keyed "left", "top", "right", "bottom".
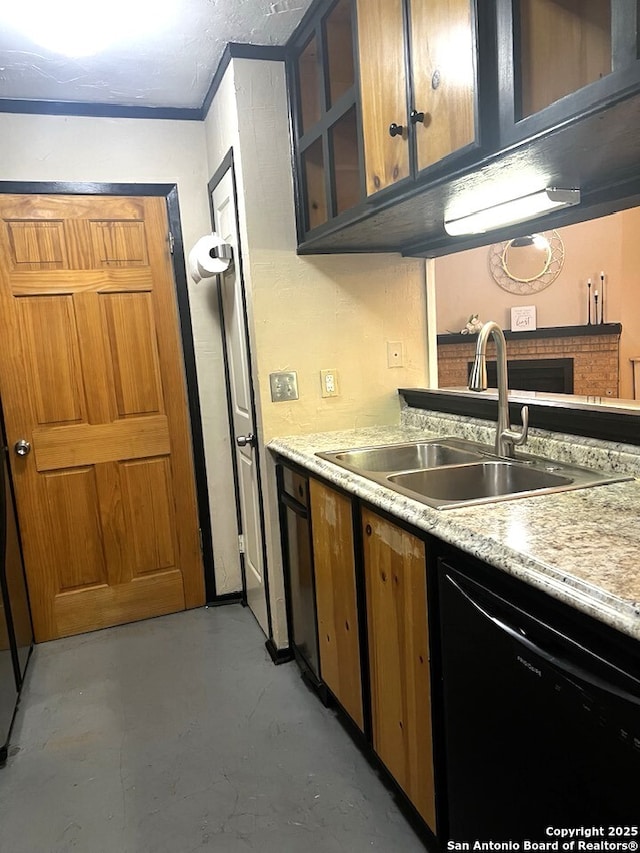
[
  {"left": 387, "top": 341, "right": 404, "bottom": 368},
  {"left": 269, "top": 371, "right": 299, "bottom": 402},
  {"left": 320, "top": 368, "right": 339, "bottom": 398}
]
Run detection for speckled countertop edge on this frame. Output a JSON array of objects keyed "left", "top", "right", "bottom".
[{"left": 268, "top": 412, "right": 640, "bottom": 643}]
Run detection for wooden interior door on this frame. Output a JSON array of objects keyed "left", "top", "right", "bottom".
[
  {"left": 356, "top": 0, "right": 410, "bottom": 195},
  {"left": 0, "top": 194, "right": 205, "bottom": 642}
]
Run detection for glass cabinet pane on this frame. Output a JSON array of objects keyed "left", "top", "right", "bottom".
[
  {"left": 518, "top": 0, "right": 612, "bottom": 118},
  {"left": 325, "top": 0, "right": 355, "bottom": 106},
  {"left": 330, "top": 107, "right": 361, "bottom": 215},
  {"left": 297, "top": 35, "right": 322, "bottom": 133},
  {"left": 302, "top": 138, "right": 328, "bottom": 231}
]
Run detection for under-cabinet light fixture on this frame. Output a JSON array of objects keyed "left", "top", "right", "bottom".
[{"left": 444, "top": 187, "right": 581, "bottom": 236}]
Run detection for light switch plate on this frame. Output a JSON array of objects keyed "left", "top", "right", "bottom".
[{"left": 269, "top": 371, "right": 299, "bottom": 402}]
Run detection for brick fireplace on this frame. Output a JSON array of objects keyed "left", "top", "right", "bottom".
[{"left": 437, "top": 324, "right": 621, "bottom": 398}]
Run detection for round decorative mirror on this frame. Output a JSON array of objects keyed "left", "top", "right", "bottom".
[{"left": 488, "top": 230, "right": 564, "bottom": 294}]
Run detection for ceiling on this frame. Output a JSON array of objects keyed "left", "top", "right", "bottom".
[{"left": 0, "top": 0, "right": 314, "bottom": 110}]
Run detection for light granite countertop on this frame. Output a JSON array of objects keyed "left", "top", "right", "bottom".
[{"left": 268, "top": 409, "right": 640, "bottom": 643}]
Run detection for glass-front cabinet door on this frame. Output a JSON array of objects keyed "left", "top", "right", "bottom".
[
  {"left": 291, "top": 0, "right": 363, "bottom": 243},
  {"left": 498, "top": 0, "right": 640, "bottom": 144}
]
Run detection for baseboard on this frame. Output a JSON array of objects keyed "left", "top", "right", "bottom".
[
  {"left": 206, "top": 592, "right": 244, "bottom": 607},
  {"left": 265, "top": 638, "right": 294, "bottom": 665}
]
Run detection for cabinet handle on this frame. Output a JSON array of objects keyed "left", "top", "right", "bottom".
[
  {"left": 410, "top": 110, "right": 425, "bottom": 124},
  {"left": 388, "top": 122, "right": 404, "bottom": 138}
]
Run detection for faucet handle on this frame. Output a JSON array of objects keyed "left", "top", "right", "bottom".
[{"left": 502, "top": 405, "right": 529, "bottom": 451}]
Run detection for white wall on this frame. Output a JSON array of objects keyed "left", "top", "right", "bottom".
[
  {"left": 0, "top": 112, "right": 242, "bottom": 596},
  {"left": 203, "top": 59, "right": 430, "bottom": 647}
]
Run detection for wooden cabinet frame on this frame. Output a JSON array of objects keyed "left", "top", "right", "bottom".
[
  {"left": 287, "top": 0, "right": 366, "bottom": 243},
  {"left": 496, "top": 0, "right": 640, "bottom": 145},
  {"left": 274, "top": 460, "right": 445, "bottom": 841}
]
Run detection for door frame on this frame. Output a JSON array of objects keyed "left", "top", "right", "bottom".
[
  {"left": 0, "top": 180, "right": 216, "bottom": 600},
  {"left": 207, "top": 150, "right": 274, "bottom": 639}
]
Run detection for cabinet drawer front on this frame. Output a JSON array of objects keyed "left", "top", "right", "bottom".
[
  {"left": 282, "top": 466, "right": 309, "bottom": 508},
  {"left": 356, "top": 0, "right": 410, "bottom": 195},
  {"left": 362, "top": 508, "right": 436, "bottom": 832},
  {"left": 410, "top": 0, "right": 476, "bottom": 173},
  {"left": 309, "top": 479, "right": 364, "bottom": 730}
]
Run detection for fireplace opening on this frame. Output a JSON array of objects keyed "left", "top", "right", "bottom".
[{"left": 466, "top": 357, "right": 574, "bottom": 394}]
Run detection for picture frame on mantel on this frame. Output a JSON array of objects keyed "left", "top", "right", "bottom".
[{"left": 511, "top": 305, "right": 537, "bottom": 331}]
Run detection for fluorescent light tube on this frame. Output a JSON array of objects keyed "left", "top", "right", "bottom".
[{"left": 444, "top": 188, "right": 581, "bottom": 236}]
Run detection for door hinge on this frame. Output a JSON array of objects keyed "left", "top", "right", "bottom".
[
  {"left": 238, "top": 534, "right": 245, "bottom": 554},
  {"left": 198, "top": 527, "right": 204, "bottom": 555},
  {"left": 168, "top": 231, "right": 175, "bottom": 254}
]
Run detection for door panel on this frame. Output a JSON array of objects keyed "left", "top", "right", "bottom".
[
  {"left": 410, "top": 0, "right": 476, "bottom": 173},
  {"left": 211, "top": 171, "right": 269, "bottom": 635},
  {"left": 356, "top": 0, "right": 410, "bottom": 195},
  {"left": 0, "top": 194, "right": 204, "bottom": 641}
]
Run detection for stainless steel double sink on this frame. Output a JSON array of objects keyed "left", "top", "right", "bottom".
[{"left": 317, "top": 437, "right": 632, "bottom": 509}]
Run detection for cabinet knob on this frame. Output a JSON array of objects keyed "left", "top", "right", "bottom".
[
  {"left": 365, "top": 523, "right": 372, "bottom": 536},
  {"left": 410, "top": 109, "right": 425, "bottom": 124},
  {"left": 388, "top": 122, "right": 404, "bottom": 138}
]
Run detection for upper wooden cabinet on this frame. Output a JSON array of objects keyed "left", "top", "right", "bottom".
[
  {"left": 497, "top": 0, "right": 640, "bottom": 144},
  {"left": 356, "top": 0, "right": 478, "bottom": 196},
  {"left": 290, "top": 0, "right": 364, "bottom": 237}
]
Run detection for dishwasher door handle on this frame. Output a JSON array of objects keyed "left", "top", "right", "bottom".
[{"left": 445, "top": 571, "right": 640, "bottom": 708}]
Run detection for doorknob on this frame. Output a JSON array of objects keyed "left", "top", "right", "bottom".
[
  {"left": 236, "top": 434, "right": 256, "bottom": 448},
  {"left": 14, "top": 439, "right": 31, "bottom": 457}
]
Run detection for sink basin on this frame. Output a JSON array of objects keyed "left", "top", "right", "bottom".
[
  {"left": 317, "top": 436, "right": 633, "bottom": 509},
  {"left": 326, "top": 441, "right": 483, "bottom": 473},
  {"left": 389, "top": 461, "right": 573, "bottom": 508}
]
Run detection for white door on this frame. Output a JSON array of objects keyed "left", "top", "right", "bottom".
[{"left": 211, "top": 169, "right": 269, "bottom": 636}]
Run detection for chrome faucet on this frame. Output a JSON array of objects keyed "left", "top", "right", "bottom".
[{"left": 468, "top": 320, "right": 529, "bottom": 458}]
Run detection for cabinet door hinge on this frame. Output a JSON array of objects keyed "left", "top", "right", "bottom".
[
  {"left": 168, "top": 231, "right": 175, "bottom": 254},
  {"left": 238, "top": 534, "right": 245, "bottom": 554}
]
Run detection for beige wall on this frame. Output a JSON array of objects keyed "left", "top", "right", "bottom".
[
  {"left": 0, "top": 111, "right": 242, "bottom": 596},
  {"left": 434, "top": 210, "right": 640, "bottom": 398},
  {"left": 204, "top": 58, "right": 429, "bottom": 646}
]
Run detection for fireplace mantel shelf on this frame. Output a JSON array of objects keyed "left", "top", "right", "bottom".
[{"left": 437, "top": 323, "right": 622, "bottom": 346}]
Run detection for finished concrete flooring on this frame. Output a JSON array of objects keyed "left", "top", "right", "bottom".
[{"left": 0, "top": 605, "right": 427, "bottom": 852}]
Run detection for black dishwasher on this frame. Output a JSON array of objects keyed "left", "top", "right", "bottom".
[
  {"left": 439, "top": 558, "right": 640, "bottom": 841},
  {"left": 278, "top": 464, "right": 320, "bottom": 683}
]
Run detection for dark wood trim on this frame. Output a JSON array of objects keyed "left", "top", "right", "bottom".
[
  {"left": 265, "top": 638, "right": 295, "bottom": 665},
  {"left": 201, "top": 43, "right": 287, "bottom": 117},
  {"left": 165, "top": 186, "right": 217, "bottom": 604},
  {"left": 438, "top": 323, "right": 622, "bottom": 346},
  {"left": 399, "top": 387, "right": 640, "bottom": 446},
  {"left": 1, "top": 42, "right": 287, "bottom": 122},
  {"left": 207, "top": 592, "right": 244, "bottom": 606},
  {"left": 0, "top": 180, "right": 217, "bottom": 606},
  {"left": 496, "top": 0, "right": 640, "bottom": 147},
  {"left": 0, "top": 99, "right": 201, "bottom": 121}
]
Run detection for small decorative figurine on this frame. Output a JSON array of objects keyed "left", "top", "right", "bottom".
[{"left": 460, "top": 314, "right": 484, "bottom": 335}]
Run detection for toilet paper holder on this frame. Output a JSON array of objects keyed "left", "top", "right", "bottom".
[{"left": 210, "top": 243, "right": 233, "bottom": 265}]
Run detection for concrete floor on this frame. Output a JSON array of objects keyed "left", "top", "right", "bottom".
[{"left": 0, "top": 605, "right": 427, "bottom": 852}]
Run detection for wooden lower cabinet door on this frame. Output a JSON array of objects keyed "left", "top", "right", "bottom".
[
  {"left": 362, "top": 507, "right": 437, "bottom": 832},
  {"left": 309, "top": 479, "right": 364, "bottom": 731}
]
